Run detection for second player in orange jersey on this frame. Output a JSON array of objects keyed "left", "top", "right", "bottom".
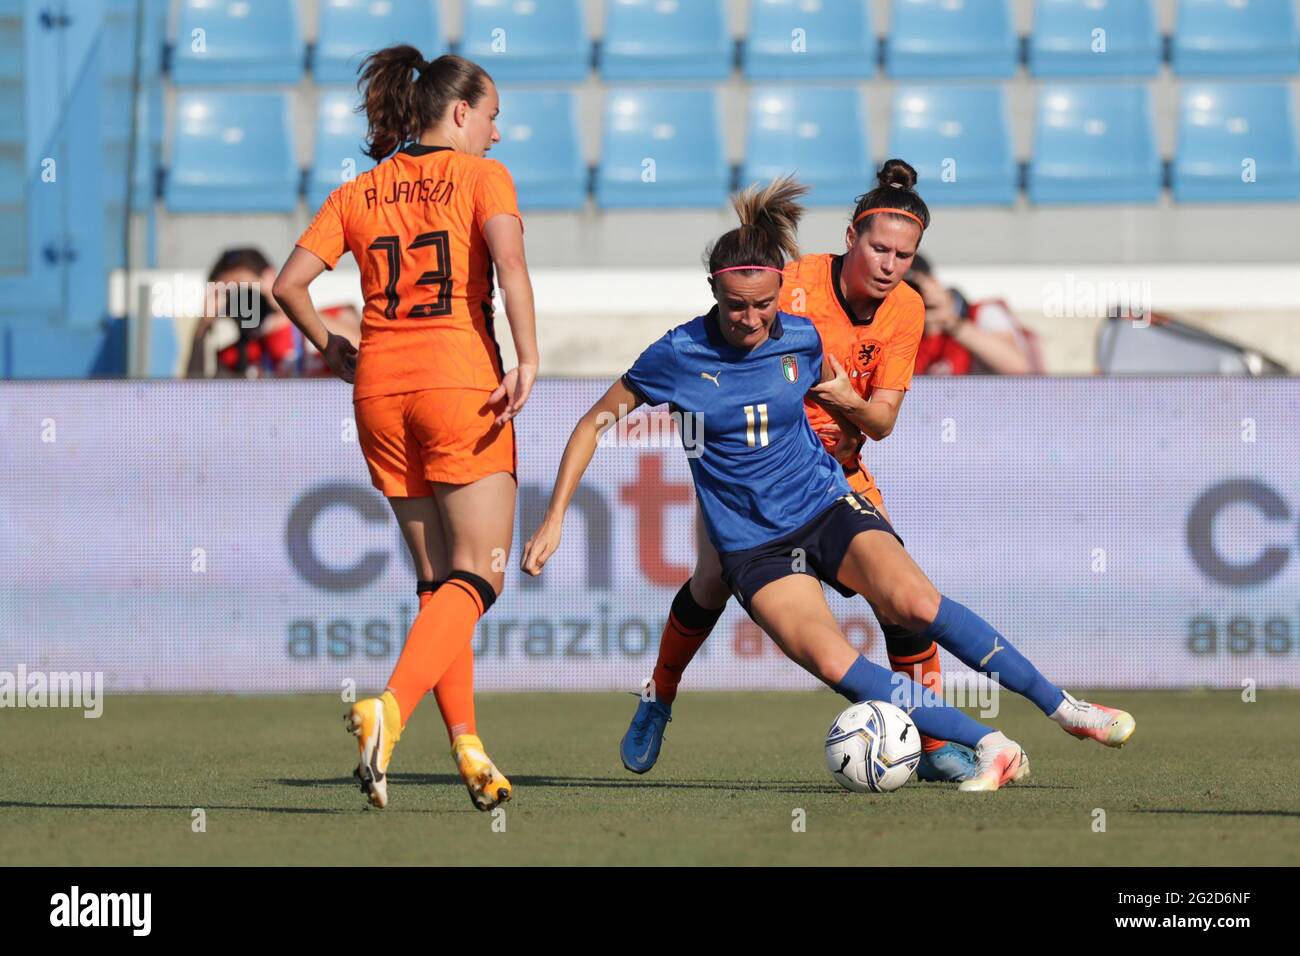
[
  {"left": 781, "top": 239, "right": 924, "bottom": 509},
  {"left": 274, "top": 47, "right": 538, "bottom": 811}
]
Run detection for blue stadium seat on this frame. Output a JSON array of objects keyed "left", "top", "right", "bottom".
[
  {"left": 460, "top": 0, "right": 589, "bottom": 82},
  {"left": 741, "top": 86, "right": 870, "bottom": 205},
  {"left": 315, "top": 0, "right": 446, "bottom": 85},
  {"left": 172, "top": 0, "right": 305, "bottom": 85},
  {"left": 600, "top": 0, "right": 732, "bottom": 80},
  {"left": 1173, "top": 0, "right": 1300, "bottom": 76},
  {"left": 166, "top": 92, "right": 299, "bottom": 212},
  {"left": 595, "top": 88, "right": 729, "bottom": 208},
  {"left": 889, "top": 85, "right": 1017, "bottom": 204},
  {"left": 1173, "top": 82, "right": 1300, "bottom": 200},
  {"left": 308, "top": 89, "right": 376, "bottom": 214},
  {"left": 1029, "top": 0, "right": 1161, "bottom": 77},
  {"left": 885, "top": 0, "right": 1019, "bottom": 78},
  {"left": 1028, "top": 84, "right": 1160, "bottom": 203},
  {"left": 743, "top": 0, "right": 876, "bottom": 79},
  {"left": 488, "top": 89, "right": 586, "bottom": 210}
]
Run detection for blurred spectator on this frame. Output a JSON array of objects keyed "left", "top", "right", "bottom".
[
  {"left": 185, "top": 248, "right": 298, "bottom": 378},
  {"left": 905, "top": 254, "right": 1044, "bottom": 375}
]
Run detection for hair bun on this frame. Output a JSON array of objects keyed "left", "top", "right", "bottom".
[{"left": 877, "top": 158, "right": 919, "bottom": 192}]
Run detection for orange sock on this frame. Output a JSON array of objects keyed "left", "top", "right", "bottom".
[
  {"left": 887, "top": 638, "right": 947, "bottom": 754},
  {"left": 386, "top": 574, "right": 491, "bottom": 726},
  {"left": 419, "top": 585, "right": 477, "bottom": 744},
  {"left": 652, "top": 581, "right": 726, "bottom": 706}
]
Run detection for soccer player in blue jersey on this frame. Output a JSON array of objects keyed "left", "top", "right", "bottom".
[{"left": 522, "top": 179, "right": 1135, "bottom": 792}]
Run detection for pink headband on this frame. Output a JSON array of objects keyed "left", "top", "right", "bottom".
[{"left": 710, "top": 265, "right": 784, "bottom": 277}]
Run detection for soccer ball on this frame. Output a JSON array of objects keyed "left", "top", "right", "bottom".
[{"left": 825, "top": 700, "right": 922, "bottom": 793}]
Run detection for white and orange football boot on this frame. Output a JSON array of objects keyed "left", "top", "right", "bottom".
[
  {"left": 959, "top": 732, "right": 1030, "bottom": 792},
  {"left": 452, "top": 734, "right": 512, "bottom": 811},
  {"left": 1051, "top": 692, "right": 1136, "bottom": 748},
  {"left": 344, "top": 691, "right": 402, "bottom": 809}
]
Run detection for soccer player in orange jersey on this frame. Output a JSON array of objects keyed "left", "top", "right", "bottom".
[
  {"left": 272, "top": 48, "right": 538, "bottom": 810},
  {"left": 623, "top": 161, "right": 974, "bottom": 780}
]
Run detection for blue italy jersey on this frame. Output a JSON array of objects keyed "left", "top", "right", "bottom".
[{"left": 623, "top": 307, "right": 852, "bottom": 554}]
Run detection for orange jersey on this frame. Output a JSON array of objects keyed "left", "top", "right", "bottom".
[
  {"left": 296, "top": 144, "right": 522, "bottom": 400},
  {"left": 779, "top": 252, "right": 925, "bottom": 482}
]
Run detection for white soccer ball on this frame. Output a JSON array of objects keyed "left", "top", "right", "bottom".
[{"left": 825, "top": 700, "right": 922, "bottom": 793}]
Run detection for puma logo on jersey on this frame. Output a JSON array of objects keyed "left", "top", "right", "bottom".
[{"left": 700, "top": 371, "right": 722, "bottom": 387}]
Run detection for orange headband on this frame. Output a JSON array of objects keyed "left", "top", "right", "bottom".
[{"left": 853, "top": 207, "right": 925, "bottom": 230}]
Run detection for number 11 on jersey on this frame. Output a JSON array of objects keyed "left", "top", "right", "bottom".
[{"left": 744, "top": 404, "right": 770, "bottom": 447}]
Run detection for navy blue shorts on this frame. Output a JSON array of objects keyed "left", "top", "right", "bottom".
[{"left": 718, "top": 491, "right": 904, "bottom": 611}]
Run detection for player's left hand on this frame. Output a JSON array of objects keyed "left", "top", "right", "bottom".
[
  {"left": 490, "top": 362, "right": 537, "bottom": 426},
  {"left": 810, "top": 354, "right": 859, "bottom": 412},
  {"left": 520, "top": 517, "right": 561, "bottom": 576}
]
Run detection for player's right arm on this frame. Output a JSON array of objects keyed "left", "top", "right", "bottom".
[
  {"left": 520, "top": 377, "right": 643, "bottom": 576},
  {"left": 273, "top": 246, "right": 358, "bottom": 383},
  {"left": 274, "top": 189, "right": 358, "bottom": 383}
]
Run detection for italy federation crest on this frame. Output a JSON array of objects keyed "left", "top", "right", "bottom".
[{"left": 781, "top": 354, "right": 798, "bottom": 383}]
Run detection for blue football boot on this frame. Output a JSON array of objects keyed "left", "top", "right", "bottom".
[
  {"left": 620, "top": 691, "right": 672, "bottom": 774},
  {"left": 916, "top": 741, "right": 978, "bottom": 782}
]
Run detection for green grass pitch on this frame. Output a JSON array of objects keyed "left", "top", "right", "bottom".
[{"left": 5, "top": 690, "right": 1299, "bottom": 866}]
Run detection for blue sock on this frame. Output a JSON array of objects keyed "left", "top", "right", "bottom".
[
  {"left": 923, "top": 596, "right": 1065, "bottom": 715},
  {"left": 832, "top": 656, "right": 991, "bottom": 750}
]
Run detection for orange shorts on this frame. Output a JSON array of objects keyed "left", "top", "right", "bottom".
[
  {"left": 845, "top": 461, "right": 885, "bottom": 511},
  {"left": 354, "top": 388, "right": 516, "bottom": 497}
]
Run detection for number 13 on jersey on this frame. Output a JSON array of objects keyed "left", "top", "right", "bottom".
[{"left": 367, "top": 231, "right": 454, "bottom": 320}]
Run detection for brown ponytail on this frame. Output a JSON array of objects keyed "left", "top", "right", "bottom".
[
  {"left": 357, "top": 46, "right": 492, "bottom": 160},
  {"left": 850, "top": 158, "right": 931, "bottom": 235},
  {"left": 706, "top": 176, "right": 809, "bottom": 276}
]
